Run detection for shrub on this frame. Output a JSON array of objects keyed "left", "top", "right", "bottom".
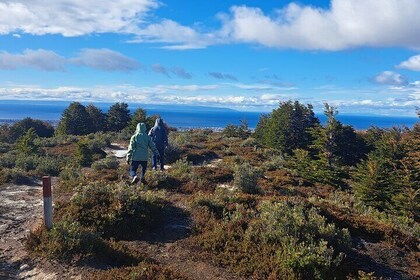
[
  {"left": 171, "top": 158, "right": 192, "bottom": 180},
  {"left": 0, "top": 168, "right": 31, "bottom": 185},
  {"left": 261, "top": 154, "right": 286, "bottom": 171},
  {"left": 197, "top": 199, "right": 351, "bottom": 279},
  {"left": 59, "top": 165, "right": 83, "bottom": 182},
  {"left": 233, "top": 162, "right": 261, "bottom": 194},
  {"left": 27, "top": 221, "right": 144, "bottom": 266},
  {"left": 91, "top": 156, "right": 119, "bottom": 170},
  {"left": 0, "top": 152, "right": 17, "bottom": 168},
  {"left": 35, "top": 156, "right": 63, "bottom": 176},
  {"left": 240, "top": 137, "right": 261, "bottom": 148},
  {"left": 15, "top": 155, "right": 38, "bottom": 171},
  {"left": 68, "top": 183, "right": 166, "bottom": 239}
]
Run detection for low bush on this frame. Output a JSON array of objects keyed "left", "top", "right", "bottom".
[
  {"left": 35, "top": 156, "right": 64, "bottom": 176},
  {"left": 0, "top": 152, "right": 17, "bottom": 168},
  {"left": 86, "top": 262, "right": 187, "bottom": 280},
  {"left": 66, "top": 183, "right": 166, "bottom": 240},
  {"left": 0, "top": 168, "right": 32, "bottom": 185},
  {"left": 27, "top": 221, "right": 144, "bottom": 266},
  {"left": 195, "top": 200, "right": 351, "bottom": 279},
  {"left": 170, "top": 158, "right": 192, "bottom": 180},
  {"left": 233, "top": 162, "right": 261, "bottom": 194},
  {"left": 240, "top": 137, "right": 261, "bottom": 148},
  {"left": 91, "top": 156, "right": 119, "bottom": 170}
]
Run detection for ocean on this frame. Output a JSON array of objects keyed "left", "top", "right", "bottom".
[{"left": 0, "top": 100, "right": 418, "bottom": 130}]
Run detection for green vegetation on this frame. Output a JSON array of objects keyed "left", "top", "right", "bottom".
[{"left": 0, "top": 100, "right": 418, "bottom": 279}]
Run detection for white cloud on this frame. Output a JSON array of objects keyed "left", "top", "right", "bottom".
[
  {"left": 0, "top": 0, "right": 158, "bottom": 36},
  {"left": 0, "top": 49, "right": 66, "bottom": 71},
  {"left": 397, "top": 55, "right": 420, "bottom": 71},
  {"left": 2, "top": 1, "right": 420, "bottom": 51},
  {"left": 0, "top": 48, "right": 141, "bottom": 72},
  {"left": 69, "top": 49, "right": 141, "bottom": 72},
  {"left": 1, "top": 82, "right": 419, "bottom": 114},
  {"left": 374, "top": 71, "right": 408, "bottom": 86},
  {"left": 219, "top": 0, "right": 420, "bottom": 50}
]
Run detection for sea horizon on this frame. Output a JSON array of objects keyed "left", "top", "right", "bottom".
[{"left": 0, "top": 99, "right": 418, "bottom": 130}]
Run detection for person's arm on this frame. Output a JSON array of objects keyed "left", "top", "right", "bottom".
[
  {"left": 148, "top": 137, "right": 159, "bottom": 156},
  {"left": 164, "top": 128, "right": 168, "bottom": 148},
  {"left": 126, "top": 136, "right": 136, "bottom": 164}
]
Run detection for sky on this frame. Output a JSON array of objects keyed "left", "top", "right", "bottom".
[{"left": 0, "top": 0, "right": 419, "bottom": 115}]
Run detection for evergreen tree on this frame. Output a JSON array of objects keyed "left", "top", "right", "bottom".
[
  {"left": 75, "top": 141, "right": 93, "bottom": 167},
  {"left": 127, "top": 108, "right": 147, "bottom": 132},
  {"left": 258, "top": 100, "right": 319, "bottom": 154},
  {"left": 17, "top": 128, "right": 39, "bottom": 155},
  {"left": 106, "top": 102, "right": 131, "bottom": 132},
  {"left": 254, "top": 114, "right": 269, "bottom": 141},
  {"left": 56, "top": 102, "right": 92, "bottom": 135},
  {"left": 86, "top": 104, "right": 106, "bottom": 133},
  {"left": 353, "top": 128, "right": 406, "bottom": 211}
]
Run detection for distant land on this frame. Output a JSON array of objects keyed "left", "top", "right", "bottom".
[{"left": 0, "top": 100, "right": 418, "bottom": 130}]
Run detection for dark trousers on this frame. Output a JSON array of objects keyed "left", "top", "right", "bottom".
[
  {"left": 152, "top": 147, "right": 165, "bottom": 170},
  {"left": 129, "top": 161, "right": 147, "bottom": 179}
]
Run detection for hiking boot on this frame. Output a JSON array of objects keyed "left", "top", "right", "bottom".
[
  {"left": 131, "top": 176, "right": 139, "bottom": 185},
  {"left": 141, "top": 178, "right": 147, "bottom": 185},
  {"left": 152, "top": 167, "right": 156, "bottom": 171}
]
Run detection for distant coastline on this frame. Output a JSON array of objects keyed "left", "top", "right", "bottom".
[{"left": 0, "top": 100, "right": 418, "bottom": 130}]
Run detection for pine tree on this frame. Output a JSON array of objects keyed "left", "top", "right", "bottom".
[
  {"left": 56, "top": 102, "right": 92, "bottom": 135},
  {"left": 17, "top": 128, "right": 39, "bottom": 155},
  {"left": 127, "top": 108, "right": 147, "bottom": 132},
  {"left": 86, "top": 104, "right": 106, "bottom": 133},
  {"left": 106, "top": 102, "right": 131, "bottom": 132}
]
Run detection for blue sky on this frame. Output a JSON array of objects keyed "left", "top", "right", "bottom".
[{"left": 0, "top": 0, "right": 419, "bottom": 115}]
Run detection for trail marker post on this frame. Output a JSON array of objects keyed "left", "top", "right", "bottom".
[{"left": 42, "top": 176, "right": 53, "bottom": 230}]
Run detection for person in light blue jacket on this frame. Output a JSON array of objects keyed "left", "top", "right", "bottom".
[{"left": 126, "top": 123, "right": 159, "bottom": 184}]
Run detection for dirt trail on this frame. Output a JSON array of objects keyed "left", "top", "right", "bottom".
[
  {"left": 0, "top": 182, "right": 47, "bottom": 279},
  {"left": 0, "top": 181, "right": 85, "bottom": 280},
  {"left": 129, "top": 193, "right": 244, "bottom": 280}
]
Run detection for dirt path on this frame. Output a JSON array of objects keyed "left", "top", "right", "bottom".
[
  {"left": 0, "top": 181, "right": 86, "bottom": 280},
  {"left": 0, "top": 182, "right": 47, "bottom": 279},
  {"left": 128, "top": 193, "right": 244, "bottom": 280}
]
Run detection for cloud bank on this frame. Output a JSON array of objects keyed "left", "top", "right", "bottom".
[{"left": 2, "top": 0, "right": 420, "bottom": 50}]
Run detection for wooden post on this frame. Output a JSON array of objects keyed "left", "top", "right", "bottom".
[{"left": 42, "top": 176, "right": 53, "bottom": 230}]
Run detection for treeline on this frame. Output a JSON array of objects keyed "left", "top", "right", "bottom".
[
  {"left": 0, "top": 102, "right": 157, "bottom": 142},
  {"left": 225, "top": 100, "right": 419, "bottom": 220}
]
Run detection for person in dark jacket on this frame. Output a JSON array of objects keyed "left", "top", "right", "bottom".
[
  {"left": 148, "top": 118, "right": 168, "bottom": 171},
  {"left": 127, "top": 123, "right": 159, "bottom": 184}
]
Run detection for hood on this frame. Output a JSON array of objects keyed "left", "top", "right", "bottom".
[
  {"left": 154, "top": 118, "right": 164, "bottom": 128},
  {"left": 135, "top": 123, "right": 147, "bottom": 135}
]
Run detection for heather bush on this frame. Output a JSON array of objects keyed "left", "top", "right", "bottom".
[
  {"left": 27, "top": 220, "right": 143, "bottom": 266},
  {"left": 240, "top": 137, "right": 261, "bottom": 147},
  {"left": 35, "top": 156, "right": 64, "bottom": 176},
  {"left": 0, "top": 152, "right": 17, "bottom": 168},
  {"left": 171, "top": 157, "right": 192, "bottom": 180},
  {"left": 0, "top": 168, "right": 32, "bottom": 185},
  {"left": 196, "top": 199, "right": 350, "bottom": 279},
  {"left": 91, "top": 156, "right": 119, "bottom": 170},
  {"left": 59, "top": 165, "right": 83, "bottom": 182},
  {"left": 68, "top": 183, "right": 166, "bottom": 239},
  {"left": 15, "top": 155, "right": 38, "bottom": 171},
  {"left": 233, "top": 162, "right": 261, "bottom": 194}
]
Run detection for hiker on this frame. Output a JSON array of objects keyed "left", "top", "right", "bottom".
[
  {"left": 126, "top": 123, "right": 159, "bottom": 184},
  {"left": 148, "top": 118, "right": 168, "bottom": 171}
]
